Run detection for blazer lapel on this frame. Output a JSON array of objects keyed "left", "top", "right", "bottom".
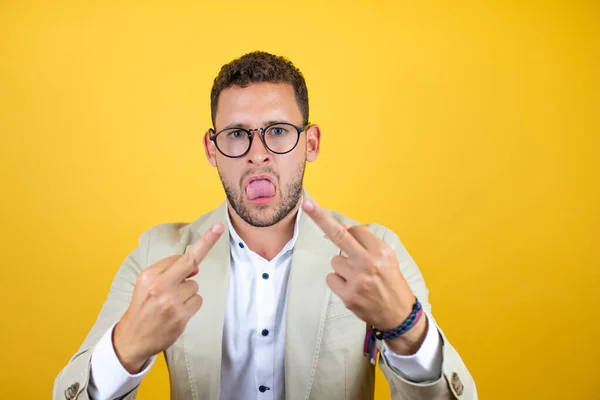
[
  {"left": 182, "top": 201, "right": 230, "bottom": 400},
  {"left": 285, "top": 198, "right": 340, "bottom": 400}
]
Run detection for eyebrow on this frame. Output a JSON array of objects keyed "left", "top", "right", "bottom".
[{"left": 222, "top": 120, "right": 291, "bottom": 130}]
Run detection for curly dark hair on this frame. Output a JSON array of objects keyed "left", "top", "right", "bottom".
[{"left": 210, "top": 51, "right": 309, "bottom": 127}]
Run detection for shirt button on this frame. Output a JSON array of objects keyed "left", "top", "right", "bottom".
[
  {"left": 259, "top": 385, "right": 270, "bottom": 393},
  {"left": 262, "top": 273, "right": 269, "bottom": 280},
  {"left": 238, "top": 242, "right": 244, "bottom": 248},
  {"left": 261, "top": 329, "right": 269, "bottom": 336}
]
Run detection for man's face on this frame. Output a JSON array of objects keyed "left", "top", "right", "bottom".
[{"left": 204, "top": 82, "right": 320, "bottom": 227}]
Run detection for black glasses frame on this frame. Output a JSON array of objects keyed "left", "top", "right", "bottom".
[{"left": 209, "top": 122, "right": 310, "bottom": 159}]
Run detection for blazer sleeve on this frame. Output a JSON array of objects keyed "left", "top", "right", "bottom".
[
  {"left": 375, "top": 226, "right": 478, "bottom": 400},
  {"left": 52, "top": 229, "right": 151, "bottom": 400}
]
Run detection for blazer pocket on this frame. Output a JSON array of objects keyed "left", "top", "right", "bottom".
[{"left": 326, "top": 297, "right": 353, "bottom": 320}]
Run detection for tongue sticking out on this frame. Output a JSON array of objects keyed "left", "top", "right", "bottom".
[{"left": 246, "top": 179, "right": 276, "bottom": 200}]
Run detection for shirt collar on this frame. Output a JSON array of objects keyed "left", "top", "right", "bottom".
[{"left": 225, "top": 198, "right": 303, "bottom": 257}]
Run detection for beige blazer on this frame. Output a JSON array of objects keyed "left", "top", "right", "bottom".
[{"left": 54, "top": 194, "right": 477, "bottom": 400}]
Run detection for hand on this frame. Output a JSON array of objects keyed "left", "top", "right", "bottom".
[
  {"left": 302, "top": 199, "right": 427, "bottom": 355},
  {"left": 113, "top": 222, "right": 225, "bottom": 373}
]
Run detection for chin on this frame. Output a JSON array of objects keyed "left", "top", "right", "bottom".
[
  {"left": 246, "top": 199, "right": 277, "bottom": 214},
  {"left": 246, "top": 203, "right": 282, "bottom": 227}
]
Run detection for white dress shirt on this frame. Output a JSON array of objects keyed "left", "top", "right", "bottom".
[{"left": 88, "top": 207, "right": 443, "bottom": 400}]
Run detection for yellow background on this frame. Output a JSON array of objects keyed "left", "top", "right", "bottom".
[{"left": 1, "top": 1, "right": 598, "bottom": 399}]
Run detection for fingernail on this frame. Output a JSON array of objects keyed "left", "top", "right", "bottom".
[
  {"left": 303, "top": 200, "right": 314, "bottom": 211},
  {"left": 212, "top": 223, "right": 224, "bottom": 233}
]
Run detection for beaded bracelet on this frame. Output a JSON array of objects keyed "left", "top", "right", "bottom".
[{"left": 363, "top": 298, "right": 423, "bottom": 364}]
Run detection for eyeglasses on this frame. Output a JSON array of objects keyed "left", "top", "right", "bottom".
[{"left": 209, "top": 122, "right": 310, "bottom": 158}]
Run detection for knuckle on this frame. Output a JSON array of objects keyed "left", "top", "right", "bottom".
[
  {"left": 157, "top": 294, "right": 177, "bottom": 312},
  {"left": 193, "top": 294, "right": 204, "bottom": 309},
  {"left": 371, "top": 241, "right": 393, "bottom": 259},
  {"left": 148, "top": 279, "right": 165, "bottom": 296},
  {"left": 354, "top": 278, "right": 366, "bottom": 293},
  {"left": 379, "top": 243, "right": 394, "bottom": 257},
  {"left": 354, "top": 275, "right": 372, "bottom": 294},
  {"left": 325, "top": 273, "right": 335, "bottom": 286},
  {"left": 330, "top": 255, "right": 343, "bottom": 268},
  {"left": 326, "top": 273, "right": 339, "bottom": 288},
  {"left": 363, "top": 266, "right": 376, "bottom": 279},
  {"left": 185, "top": 294, "right": 203, "bottom": 316},
  {"left": 372, "top": 257, "right": 386, "bottom": 270},
  {"left": 330, "top": 227, "right": 348, "bottom": 244},
  {"left": 182, "top": 252, "right": 197, "bottom": 268},
  {"left": 183, "top": 280, "right": 200, "bottom": 297},
  {"left": 138, "top": 270, "right": 156, "bottom": 285}
]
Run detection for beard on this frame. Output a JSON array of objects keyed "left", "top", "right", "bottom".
[{"left": 217, "top": 161, "right": 305, "bottom": 228}]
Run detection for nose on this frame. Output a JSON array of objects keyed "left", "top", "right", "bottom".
[{"left": 247, "top": 131, "right": 270, "bottom": 165}]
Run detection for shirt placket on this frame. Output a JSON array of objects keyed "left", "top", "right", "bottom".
[{"left": 254, "top": 255, "right": 276, "bottom": 398}]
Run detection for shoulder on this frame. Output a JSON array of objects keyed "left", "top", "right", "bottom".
[
  {"left": 136, "top": 208, "right": 216, "bottom": 265},
  {"left": 325, "top": 208, "right": 401, "bottom": 245}
]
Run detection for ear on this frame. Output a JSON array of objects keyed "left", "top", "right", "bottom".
[
  {"left": 203, "top": 129, "right": 218, "bottom": 167},
  {"left": 305, "top": 124, "right": 321, "bottom": 162}
]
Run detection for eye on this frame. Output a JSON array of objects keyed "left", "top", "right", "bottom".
[
  {"left": 226, "top": 130, "right": 245, "bottom": 139},
  {"left": 267, "top": 125, "right": 291, "bottom": 136}
]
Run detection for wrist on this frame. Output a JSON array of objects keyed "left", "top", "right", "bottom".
[
  {"left": 112, "top": 321, "right": 148, "bottom": 374},
  {"left": 384, "top": 314, "right": 428, "bottom": 356}
]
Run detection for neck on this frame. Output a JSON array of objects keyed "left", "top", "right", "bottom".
[{"left": 227, "top": 201, "right": 300, "bottom": 261}]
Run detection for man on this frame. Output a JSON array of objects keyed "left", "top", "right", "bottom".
[{"left": 54, "top": 51, "right": 476, "bottom": 400}]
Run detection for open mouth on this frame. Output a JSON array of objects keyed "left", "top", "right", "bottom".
[{"left": 245, "top": 175, "right": 276, "bottom": 204}]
